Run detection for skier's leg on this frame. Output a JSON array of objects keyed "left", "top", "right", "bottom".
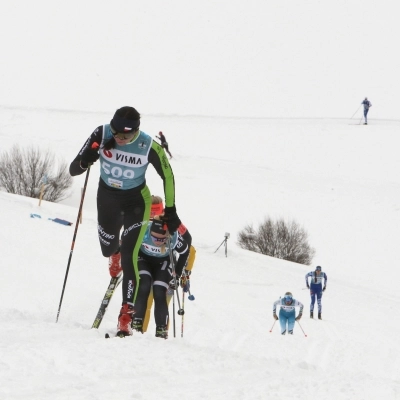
[
  {"left": 119, "top": 185, "right": 151, "bottom": 305},
  {"left": 317, "top": 291, "right": 323, "bottom": 314},
  {"left": 310, "top": 290, "right": 316, "bottom": 312},
  {"left": 97, "top": 184, "right": 124, "bottom": 257},
  {"left": 279, "top": 310, "right": 287, "bottom": 334},
  {"left": 288, "top": 313, "right": 296, "bottom": 334}
]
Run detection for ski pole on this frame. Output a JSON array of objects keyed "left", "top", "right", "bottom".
[
  {"left": 269, "top": 319, "right": 277, "bottom": 332},
  {"left": 187, "top": 289, "right": 195, "bottom": 301},
  {"left": 172, "top": 285, "right": 176, "bottom": 338},
  {"left": 296, "top": 320, "right": 308, "bottom": 337},
  {"left": 56, "top": 166, "right": 93, "bottom": 323},
  {"left": 166, "top": 234, "right": 184, "bottom": 313},
  {"left": 182, "top": 270, "right": 195, "bottom": 300},
  {"left": 350, "top": 104, "right": 361, "bottom": 119},
  {"left": 181, "top": 289, "right": 185, "bottom": 338},
  {"left": 56, "top": 143, "right": 98, "bottom": 323}
]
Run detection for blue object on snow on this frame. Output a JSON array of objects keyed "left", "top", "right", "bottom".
[
  {"left": 48, "top": 218, "right": 73, "bottom": 226},
  {"left": 30, "top": 213, "right": 42, "bottom": 219}
]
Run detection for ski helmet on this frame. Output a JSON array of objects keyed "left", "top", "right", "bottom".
[{"left": 284, "top": 292, "right": 293, "bottom": 303}]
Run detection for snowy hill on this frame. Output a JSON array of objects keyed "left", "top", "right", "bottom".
[{"left": 1, "top": 107, "right": 400, "bottom": 399}]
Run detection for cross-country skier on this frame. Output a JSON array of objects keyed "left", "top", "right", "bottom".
[
  {"left": 156, "top": 131, "right": 173, "bottom": 159},
  {"left": 305, "top": 265, "right": 327, "bottom": 319},
  {"left": 273, "top": 292, "right": 304, "bottom": 335},
  {"left": 131, "top": 219, "right": 190, "bottom": 339},
  {"left": 69, "top": 106, "right": 181, "bottom": 337},
  {"left": 361, "top": 97, "right": 372, "bottom": 125},
  {"left": 141, "top": 195, "right": 196, "bottom": 333}
]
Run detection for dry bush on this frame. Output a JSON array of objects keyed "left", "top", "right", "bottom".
[
  {"left": 237, "top": 217, "right": 315, "bottom": 265},
  {"left": 0, "top": 145, "right": 72, "bottom": 202}
]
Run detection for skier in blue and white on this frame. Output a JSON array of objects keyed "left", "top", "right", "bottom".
[
  {"left": 361, "top": 97, "right": 372, "bottom": 125},
  {"left": 273, "top": 292, "right": 304, "bottom": 335},
  {"left": 305, "top": 265, "right": 327, "bottom": 319}
]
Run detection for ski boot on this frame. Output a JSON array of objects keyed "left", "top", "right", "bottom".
[
  {"left": 109, "top": 251, "right": 122, "bottom": 277},
  {"left": 318, "top": 313, "right": 322, "bottom": 320},
  {"left": 310, "top": 311, "right": 314, "bottom": 319},
  {"left": 132, "top": 317, "right": 143, "bottom": 333},
  {"left": 155, "top": 325, "right": 168, "bottom": 339},
  {"left": 116, "top": 303, "right": 135, "bottom": 337}
]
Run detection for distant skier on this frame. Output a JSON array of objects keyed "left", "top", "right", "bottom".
[
  {"left": 156, "top": 131, "right": 173, "bottom": 159},
  {"left": 273, "top": 292, "right": 303, "bottom": 335},
  {"left": 305, "top": 265, "right": 327, "bottom": 319},
  {"left": 361, "top": 97, "right": 372, "bottom": 125}
]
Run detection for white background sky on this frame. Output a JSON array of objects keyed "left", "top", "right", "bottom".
[
  {"left": 1, "top": 1, "right": 400, "bottom": 398},
  {"left": 1, "top": 1, "right": 399, "bottom": 118}
]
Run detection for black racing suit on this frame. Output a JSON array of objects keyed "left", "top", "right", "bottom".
[
  {"left": 69, "top": 125, "right": 176, "bottom": 305},
  {"left": 135, "top": 231, "right": 190, "bottom": 327}
]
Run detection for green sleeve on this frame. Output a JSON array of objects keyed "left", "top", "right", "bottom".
[{"left": 149, "top": 141, "right": 176, "bottom": 207}]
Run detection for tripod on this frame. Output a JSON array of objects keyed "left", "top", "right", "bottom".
[{"left": 214, "top": 234, "right": 229, "bottom": 257}]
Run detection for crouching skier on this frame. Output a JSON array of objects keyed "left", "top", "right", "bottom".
[
  {"left": 273, "top": 292, "right": 304, "bottom": 335},
  {"left": 132, "top": 219, "right": 190, "bottom": 339}
]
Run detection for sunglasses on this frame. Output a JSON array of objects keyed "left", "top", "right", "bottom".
[
  {"left": 284, "top": 296, "right": 293, "bottom": 302},
  {"left": 110, "top": 124, "right": 138, "bottom": 140},
  {"left": 316, "top": 268, "right": 322, "bottom": 271},
  {"left": 151, "top": 235, "right": 167, "bottom": 243}
]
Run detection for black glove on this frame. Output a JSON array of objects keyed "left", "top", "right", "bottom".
[
  {"left": 273, "top": 313, "right": 278, "bottom": 320},
  {"left": 306, "top": 284, "right": 310, "bottom": 289},
  {"left": 295, "top": 313, "right": 302, "bottom": 321},
  {"left": 80, "top": 143, "right": 100, "bottom": 168},
  {"left": 323, "top": 286, "right": 326, "bottom": 292},
  {"left": 162, "top": 206, "right": 181, "bottom": 234},
  {"left": 169, "top": 276, "right": 179, "bottom": 290}
]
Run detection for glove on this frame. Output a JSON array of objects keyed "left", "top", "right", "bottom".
[
  {"left": 306, "top": 284, "right": 310, "bottom": 289},
  {"left": 273, "top": 314, "right": 278, "bottom": 320},
  {"left": 168, "top": 277, "right": 179, "bottom": 290},
  {"left": 296, "top": 313, "right": 302, "bottom": 321},
  {"left": 80, "top": 143, "right": 100, "bottom": 168},
  {"left": 323, "top": 286, "right": 326, "bottom": 292},
  {"left": 162, "top": 206, "right": 181, "bottom": 234},
  {"left": 180, "top": 274, "right": 190, "bottom": 292}
]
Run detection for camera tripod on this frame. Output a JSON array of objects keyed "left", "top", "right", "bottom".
[{"left": 214, "top": 234, "right": 229, "bottom": 257}]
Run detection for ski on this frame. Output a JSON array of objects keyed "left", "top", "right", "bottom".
[
  {"left": 92, "top": 274, "right": 123, "bottom": 329},
  {"left": 105, "top": 331, "right": 130, "bottom": 339}
]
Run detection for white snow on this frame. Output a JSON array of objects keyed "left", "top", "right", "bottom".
[
  {"left": 1, "top": 1, "right": 400, "bottom": 398},
  {"left": 1, "top": 107, "right": 399, "bottom": 399}
]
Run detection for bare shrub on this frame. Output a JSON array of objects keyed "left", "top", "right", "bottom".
[
  {"left": 0, "top": 145, "right": 72, "bottom": 202},
  {"left": 237, "top": 217, "right": 315, "bottom": 265}
]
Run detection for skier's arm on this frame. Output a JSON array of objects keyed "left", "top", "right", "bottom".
[
  {"left": 173, "top": 234, "right": 190, "bottom": 277},
  {"left": 305, "top": 272, "right": 311, "bottom": 287},
  {"left": 272, "top": 299, "right": 281, "bottom": 314},
  {"left": 148, "top": 141, "right": 176, "bottom": 208},
  {"left": 295, "top": 300, "right": 304, "bottom": 314},
  {"left": 69, "top": 127, "right": 103, "bottom": 176}
]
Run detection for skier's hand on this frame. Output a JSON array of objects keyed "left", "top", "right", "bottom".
[
  {"left": 80, "top": 143, "right": 100, "bottom": 168},
  {"left": 180, "top": 274, "right": 190, "bottom": 292},
  {"left": 296, "top": 314, "right": 302, "bottom": 321},
  {"left": 162, "top": 206, "right": 181, "bottom": 234},
  {"left": 306, "top": 284, "right": 310, "bottom": 289},
  {"left": 273, "top": 314, "right": 278, "bottom": 320},
  {"left": 169, "top": 277, "right": 178, "bottom": 290},
  {"left": 323, "top": 286, "right": 326, "bottom": 292}
]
